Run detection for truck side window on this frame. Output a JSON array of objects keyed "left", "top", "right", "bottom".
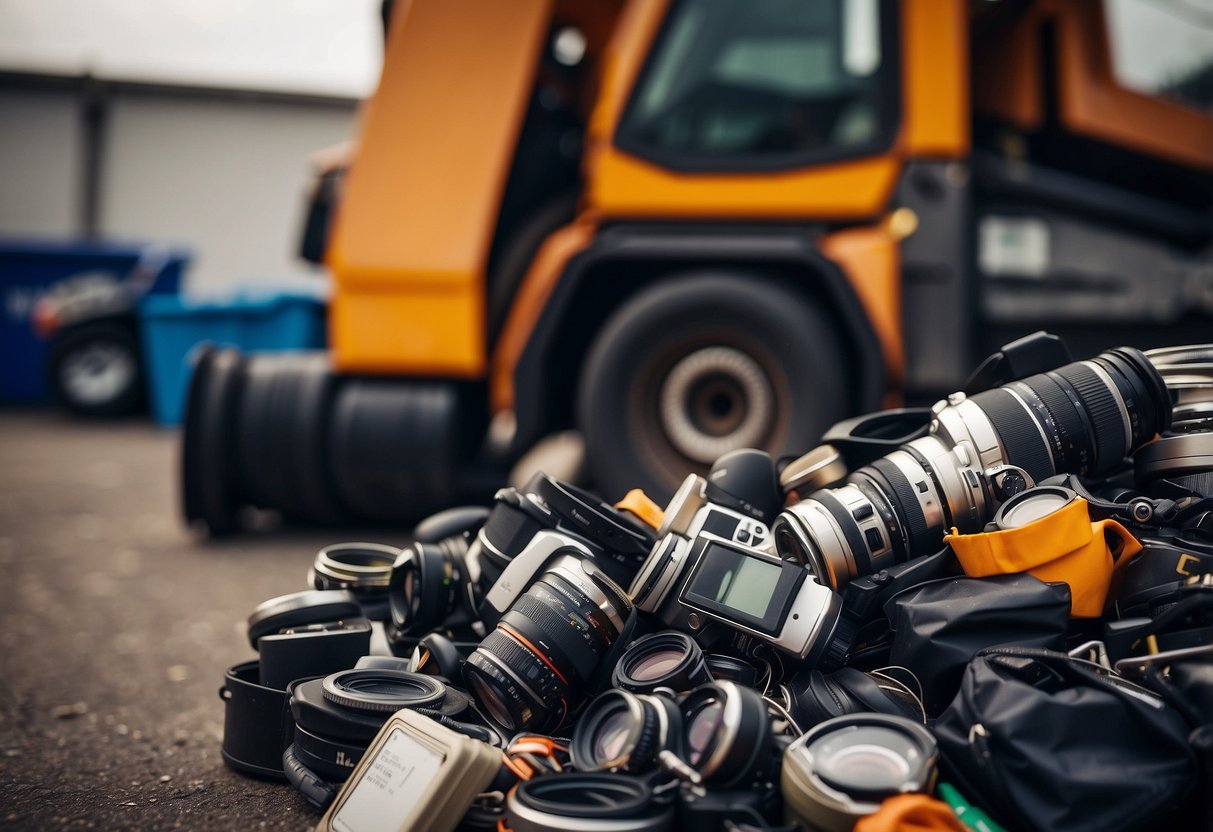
[
  {"left": 1104, "top": 0, "right": 1213, "bottom": 113},
  {"left": 615, "top": 0, "right": 897, "bottom": 170}
]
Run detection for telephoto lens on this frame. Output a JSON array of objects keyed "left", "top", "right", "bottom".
[
  {"left": 680, "top": 681, "right": 783, "bottom": 788},
  {"left": 774, "top": 347, "right": 1171, "bottom": 590},
  {"left": 571, "top": 689, "right": 684, "bottom": 774},
  {"left": 505, "top": 773, "right": 675, "bottom": 832},
  {"left": 310, "top": 542, "right": 399, "bottom": 621},
  {"left": 465, "top": 552, "right": 633, "bottom": 733},
  {"left": 781, "top": 713, "right": 938, "bottom": 832},
  {"left": 612, "top": 631, "right": 711, "bottom": 695}
]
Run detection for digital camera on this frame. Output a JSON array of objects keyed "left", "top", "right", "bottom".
[{"left": 630, "top": 455, "right": 842, "bottom": 664}]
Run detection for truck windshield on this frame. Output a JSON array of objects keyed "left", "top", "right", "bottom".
[{"left": 615, "top": 0, "right": 896, "bottom": 169}]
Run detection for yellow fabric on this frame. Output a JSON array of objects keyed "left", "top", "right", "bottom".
[
  {"left": 854, "top": 794, "right": 969, "bottom": 832},
  {"left": 946, "top": 497, "right": 1142, "bottom": 618}
]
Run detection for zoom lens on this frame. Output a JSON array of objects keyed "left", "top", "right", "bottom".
[
  {"left": 680, "top": 681, "right": 776, "bottom": 788},
  {"left": 775, "top": 348, "right": 1171, "bottom": 590},
  {"left": 506, "top": 773, "right": 674, "bottom": 832},
  {"left": 388, "top": 534, "right": 476, "bottom": 636},
  {"left": 571, "top": 689, "right": 683, "bottom": 774},
  {"left": 465, "top": 554, "right": 632, "bottom": 733},
  {"left": 612, "top": 631, "right": 711, "bottom": 695},
  {"left": 782, "top": 714, "right": 937, "bottom": 832}
]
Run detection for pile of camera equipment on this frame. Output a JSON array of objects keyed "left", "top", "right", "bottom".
[{"left": 219, "top": 334, "right": 1213, "bottom": 832}]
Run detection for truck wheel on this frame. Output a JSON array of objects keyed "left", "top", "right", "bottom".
[
  {"left": 577, "top": 274, "right": 850, "bottom": 502},
  {"left": 48, "top": 321, "right": 144, "bottom": 417}
]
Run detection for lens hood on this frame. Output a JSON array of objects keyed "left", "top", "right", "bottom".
[
  {"left": 704, "top": 448, "right": 782, "bottom": 523},
  {"left": 219, "top": 660, "right": 292, "bottom": 780},
  {"left": 246, "top": 589, "right": 363, "bottom": 649}
]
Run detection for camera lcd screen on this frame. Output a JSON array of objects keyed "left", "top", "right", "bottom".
[
  {"left": 331, "top": 726, "right": 445, "bottom": 832},
  {"left": 691, "top": 543, "right": 782, "bottom": 619}
]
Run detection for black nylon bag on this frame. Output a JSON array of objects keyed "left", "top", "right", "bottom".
[
  {"left": 933, "top": 647, "right": 1196, "bottom": 832},
  {"left": 884, "top": 574, "right": 1071, "bottom": 715}
]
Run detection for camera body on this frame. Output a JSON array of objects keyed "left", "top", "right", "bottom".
[{"left": 631, "top": 474, "right": 841, "bottom": 663}]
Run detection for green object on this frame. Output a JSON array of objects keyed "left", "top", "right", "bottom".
[{"left": 937, "top": 782, "right": 1009, "bottom": 832}]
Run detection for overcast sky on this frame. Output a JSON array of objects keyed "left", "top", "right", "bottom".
[{"left": 0, "top": 0, "right": 383, "bottom": 98}]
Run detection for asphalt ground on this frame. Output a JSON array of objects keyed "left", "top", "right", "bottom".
[{"left": 0, "top": 410, "right": 404, "bottom": 830}]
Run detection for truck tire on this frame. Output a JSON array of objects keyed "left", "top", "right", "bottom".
[
  {"left": 48, "top": 320, "right": 144, "bottom": 417},
  {"left": 577, "top": 274, "right": 850, "bottom": 502}
]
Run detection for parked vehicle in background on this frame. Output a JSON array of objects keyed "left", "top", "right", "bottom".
[{"left": 185, "top": 0, "right": 1213, "bottom": 532}]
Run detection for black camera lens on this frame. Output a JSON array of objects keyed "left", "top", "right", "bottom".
[
  {"left": 571, "top": 689, "right": 683, "bottom": 774},
  {"left": 310, "top": 543, "right": 399, "bottom": 620},
  {"left": 321, "top": 668, "right": 447, "bottom": 714},
  {"left": 775, "top": 347, "right": 1171, "bottom": 590},
  {"left": 471, "top": 473, "right": 658, "bottom": 591},
  {"left": 680, "top": 681, "right": 775, "bottom": 787},
  {"left": 506, "top": 773, "right": 674, "bottom": 832},
  {"left": 388, "top": 534, "right": 475, "bottom": 637},
  {"left": 703, "top": 654, "right": 758, "bottom": 687},
  {"left": 613, "top": 631, "right": 710, "bottom": 695},
  {"left": 465, "top": 554, "right": 632, "bottom": 733}
]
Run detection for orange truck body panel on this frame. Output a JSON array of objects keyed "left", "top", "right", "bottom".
[{"left": 326, "top": 0, "right": 553, "bottom": 376}]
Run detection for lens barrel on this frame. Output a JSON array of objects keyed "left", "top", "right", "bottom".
[
  {"left": 571, "top": 689, "right": 684, "bottom": 774},
  {"left": 612, "top": 631, "right": 711, "bottom": 695},
  {"left": 775, "top": 348, "right": 1171, "bottom": 590},
  {"left": 465, "top": 554, "right": 632, "bottom": 733},
  {"left": 388, "top": 534, "right": 475, "bottom": 637},
  {"left": 680, "top": 681, "right": 775, "bottom": 788}
]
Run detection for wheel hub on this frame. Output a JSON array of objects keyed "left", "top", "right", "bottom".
[
  {"left": 61, "top": 342, "right": 136, "bottom": 407},
  {"left": 658, "top": 346, "right": 774, "bottom": 464}
]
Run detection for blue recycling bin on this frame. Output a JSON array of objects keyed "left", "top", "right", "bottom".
[{"left": 0, "top": 239, "right": 187, "bottom": 403}]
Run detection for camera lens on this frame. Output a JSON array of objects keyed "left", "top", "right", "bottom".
[
  {"left": 506, "top": 773, "right": 674, "bottom": 832},
  {"left": 310, "top": 543, "right": 399, "bottom": 620},
  {"left": 679, "top": 681, "right": 774, "bottom": 787},
  {"left": 321, "top": 668, "right": 446, "bottom": 714},
  {"left": 388, "top": 534, "right": 475, "bottom": 637},
  {"left": 775, "top": 348, "right": 1170, "bottom": 590},
  {"left": 613, "top": 631, "right": 710, "bottom": 694},
  {"left": 782, "top": 714, "right": 938, "bottom": 832},
  {"left": 465, "top": 554, "right": 632, "bottom": 733},
  {"left": 571, "top": 689, "right": 683, "bottom": 774}
]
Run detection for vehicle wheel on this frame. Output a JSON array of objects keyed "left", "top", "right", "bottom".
[
  {"left": 48, "top": 321, "right": 144, "bottom": 417},
  {"left": 577, "top": 274, "right": 851, "bottom": 502}
]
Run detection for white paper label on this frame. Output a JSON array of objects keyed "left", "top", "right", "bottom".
[
  {"left": 979, "top": 216, "right": 1050, "bottom": 277},
  {"left": 331, "top": 727, "right": 446, "bottom": 832}
]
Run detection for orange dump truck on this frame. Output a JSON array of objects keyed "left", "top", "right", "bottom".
[{"left": 183, "top": 0, "right": 1212, "bottom": 532}]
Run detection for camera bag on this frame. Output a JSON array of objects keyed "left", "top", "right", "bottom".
[
  {"left": 883, "top": 574, "right": 1070, "bottom": 715},
  {"left": 932, "top": 647, "right": 1196, "bottom": 832}
]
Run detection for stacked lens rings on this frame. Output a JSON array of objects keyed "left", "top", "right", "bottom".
[
  {"left": 612, "top": 631, "right": 711, "bottom": 695},
  {"left": 464, "top": 554, "right": 632, "bottom": 732},
  {"left": 310, "top": 543, "right": 399, "bottom": 621},
  {"left": 571, "top": 689, "right": 684, "bottom": 774},
  {"left": 289, "top": 665, "right": 471, "bottom": 783},
  {"left": 774, "top": 347, "right": 1171, "bottom": 590},
  {"left": 505, "top": 773, "right": 674, "bottom": 832}
]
